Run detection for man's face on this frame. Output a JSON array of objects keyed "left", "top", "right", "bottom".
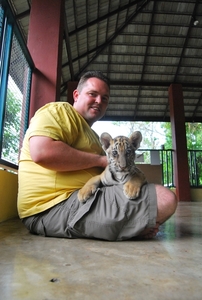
[{"left": 73, "top": 77, "right": 110, "bottom": 126}]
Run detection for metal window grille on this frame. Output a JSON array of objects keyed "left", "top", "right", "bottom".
[
  {"left": 0, "top": 4, "right": 3, "bottom": 38},
  {"left": 1, "top": 33, "right": 32, "bottom": 165},
  {"left": 0, "top": 2, "right": 33, "bottom": 167}
]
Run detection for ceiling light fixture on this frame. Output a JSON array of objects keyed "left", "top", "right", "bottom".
[
  {"left": 192, "top": 16, "right": 199, "bottom": 26},
  {"left": 194, "top": 19, "right": 199, "bottom": 26}
]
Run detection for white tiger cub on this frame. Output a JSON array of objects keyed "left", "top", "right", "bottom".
[{"left": 78, "top": 131, "right": 147, "bottom": 202}]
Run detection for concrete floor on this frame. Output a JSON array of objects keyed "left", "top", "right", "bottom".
[{"left": 0, "top": 202, "right": 202, "bottom": 300}]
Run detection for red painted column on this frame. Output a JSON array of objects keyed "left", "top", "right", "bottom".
[
  {"left": 27, "top": 0, "right": 64, "bottom": 119},
  {"left": 168, "top": 84, "right": 191, "bottom": 201}
]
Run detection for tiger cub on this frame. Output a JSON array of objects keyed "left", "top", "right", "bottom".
[{"left": 78, "top": 131, "right": 146, "bottom": 202}]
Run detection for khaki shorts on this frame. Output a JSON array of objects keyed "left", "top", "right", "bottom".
[{"left": 22, "top": 183, "right": 157, "bottom": 241}]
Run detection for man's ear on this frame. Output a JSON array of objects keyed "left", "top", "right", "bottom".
[{"left": 73, "top": 89, "right": 79, "bottom": 102}]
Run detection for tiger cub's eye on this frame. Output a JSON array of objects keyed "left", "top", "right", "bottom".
[
  {"left": 112, "top": 150, "right": 118, "bottom": 157},
  {"left": 126, "top": 149, "right": 131, "bottom": 155}
]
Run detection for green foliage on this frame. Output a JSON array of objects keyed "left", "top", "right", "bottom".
[
  {"left": 160, "top": 123, "right": 172, "bottom": 149},
  {"left": 185, "top": 123, "right": 202, "bottom": 150},
  {"left": 161, "top": 122, "right": 202, "bottom": 150},
  {"left": 112, "top": 121, "right": 165, "bottom": 149},
  {"left": 161, "top": 122, "right": 202, "bottom": 186},
  {"left": 2, "top": 88, "right": 21, "bottom": 163}
]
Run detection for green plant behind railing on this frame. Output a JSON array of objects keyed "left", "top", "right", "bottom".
[{"left": 188, "top": 150, "right": 202, "bottom": 187}]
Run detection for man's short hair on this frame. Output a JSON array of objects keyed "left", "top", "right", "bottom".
[{"left": 77, "top": 71, "right": 110, "bottom": 92}]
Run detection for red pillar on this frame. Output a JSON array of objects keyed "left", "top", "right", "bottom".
[
  {"left": 27, "top": 0, "right": 64, "bottom": 119},
  {"left": 168, "top": 84, "right": 191, "bottom": 201}
]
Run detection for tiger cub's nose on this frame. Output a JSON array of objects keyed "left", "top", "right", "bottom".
[{"left": 120, "top": 165, "right": 127, "bottom": 171}]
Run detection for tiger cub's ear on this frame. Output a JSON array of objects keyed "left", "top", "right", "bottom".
[
  {"left": 129, "top": 131, "right": 142, "bottom": 150},
  {"left": 100, "top": 132, "right": 112, "bottom": 151}
]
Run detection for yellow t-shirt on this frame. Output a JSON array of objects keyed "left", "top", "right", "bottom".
[{"left": 17, "top": 102, "right": 104, "bottom": 218}]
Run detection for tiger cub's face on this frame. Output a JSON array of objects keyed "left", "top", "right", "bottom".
[{"left": 100, "top": 131, "right": 142, "bottom": 173}]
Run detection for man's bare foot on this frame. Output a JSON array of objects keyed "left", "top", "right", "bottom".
[{"left": 137, "top": 223, "right": 160, "bottom": 239}]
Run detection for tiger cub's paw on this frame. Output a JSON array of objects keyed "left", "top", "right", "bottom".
[
  {"left": 123, "top": 182, "right": 141, "bottom": 199},
  {"left": 77, "top": 185, "right": 97, "bottom": 203}
]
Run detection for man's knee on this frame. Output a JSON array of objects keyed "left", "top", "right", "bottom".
[{"left": 155, "top": 184, "right": 178, "bottom": 224}]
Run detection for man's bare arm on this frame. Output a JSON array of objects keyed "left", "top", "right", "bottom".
[{"left": 29, "top": 136, "right": 107, "bottom": 172}]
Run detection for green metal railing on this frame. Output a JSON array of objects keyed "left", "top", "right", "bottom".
[{"left": 137, "top": 149, "right": 202, "bottom": 188}]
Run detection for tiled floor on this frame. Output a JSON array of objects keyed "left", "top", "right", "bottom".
[{"left": 0, "top": 202, "right": 202, "bottom": 300}]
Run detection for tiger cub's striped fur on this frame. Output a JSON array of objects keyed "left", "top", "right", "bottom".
[{"left": 78, "top": 131, "right": 146, "bottom": 202}]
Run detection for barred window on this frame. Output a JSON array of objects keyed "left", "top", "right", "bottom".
[
  {"left": 0, "top": 2, "right": 33, "bottom": 168},
  {"left": 0, "top": 5, "right": 3, "bottom": 37},
  {"left": 2, "top": 33, "right": 32, "bottom": 165}
]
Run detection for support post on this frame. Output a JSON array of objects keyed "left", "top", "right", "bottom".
[
  {"left": 27, "top": 0, "right": 64, "bottom": 119},
  {"left": 168, "top": 84, "right": 191, "bottom": 201}
]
